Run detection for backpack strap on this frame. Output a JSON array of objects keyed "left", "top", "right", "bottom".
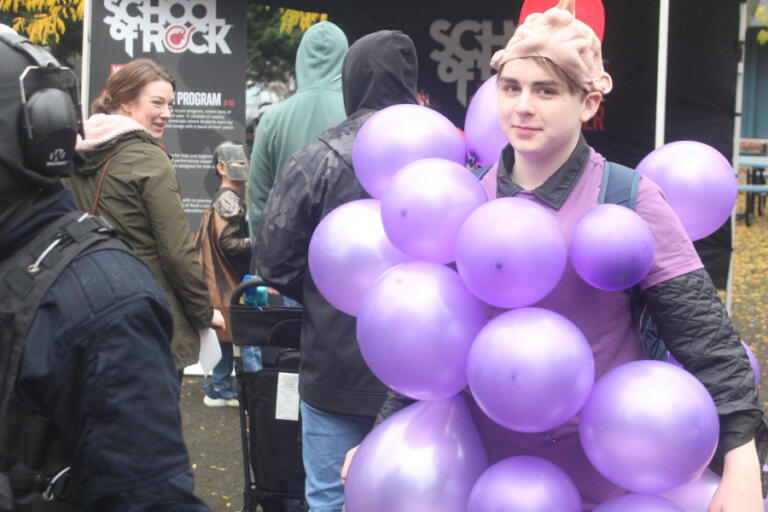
[
  {"left": 599, "top": 161, "right": 641, "bottom": 210},
  {"left": 599, "top": 162, "right": 668, "bottom": 361},
  {"left": 472, "top": 164, "right": 494, "bottom": 181},
  {"left": 1, "top": 211, "right": 124, "bottom": 416}
]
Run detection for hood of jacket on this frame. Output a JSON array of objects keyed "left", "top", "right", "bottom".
[
  {"left": 74, "top": 113, "right": 162, "bottom": 176},
  {"left": 295, "top": 21, "right": 348, "bottom": 91},
  {"left": 342, "top": 30, "right": 418, "bottom": 115}
]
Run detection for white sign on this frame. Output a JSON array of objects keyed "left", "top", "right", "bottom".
[
  {"left": 275, "top": 372, "right": 300, "bottom": 421},
  {"left": 103, "top": 0, "right": 233, "bottom": 57}
]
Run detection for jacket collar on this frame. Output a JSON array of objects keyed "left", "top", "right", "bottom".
[
  {"left": 496, "top": 134, "right": 590, "bottom": 210},
  {"left": 76, "top": 113, "right": 149, "bottom": 151}
]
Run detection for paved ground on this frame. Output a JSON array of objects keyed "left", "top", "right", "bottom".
[
  {"left": 181, "top": 376, "right": 244, "bottom": 511},
  {"left": 181, "top": 175, "right": 768, "bottom": 511},
  {"left": 731, "top": 191, "right": 768, "bottom": 395}
]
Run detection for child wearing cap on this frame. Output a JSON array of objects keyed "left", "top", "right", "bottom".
[
  {"left": 195, "top": 141, "right": 259, "bottom": 406},
  {"left": 350, "top": 0, "right": 767, "bottom": 509}
]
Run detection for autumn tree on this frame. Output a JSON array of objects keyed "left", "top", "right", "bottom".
[
  {"left": 0, "top": 0, "right": 83, "bottom": 62},
  {"left": 246, "top": 4, "right": 328, "bottom": 85}
]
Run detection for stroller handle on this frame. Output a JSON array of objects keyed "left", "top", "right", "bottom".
[{"left": 230, "top": 277, "right": 268, "bottom": 306}]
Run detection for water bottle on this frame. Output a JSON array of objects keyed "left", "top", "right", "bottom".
[{"left": 242, "top": 274, "right": 268, "bottom": 307}]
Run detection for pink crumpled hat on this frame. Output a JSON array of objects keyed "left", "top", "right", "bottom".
[{"left": 491, "top": 0, "right": 613, "bottom": 95}]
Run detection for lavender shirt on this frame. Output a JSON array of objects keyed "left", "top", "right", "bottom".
[{"left": 471, "top": 145, "right": 703, "bottom": 509}]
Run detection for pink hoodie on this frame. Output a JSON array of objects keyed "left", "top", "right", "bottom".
[{"left": 76, "top": 113, "right": 149, "bottom": 151}]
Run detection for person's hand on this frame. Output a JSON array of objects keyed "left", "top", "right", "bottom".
[
  {"left": 211, "top": 309, "right": 225, "bottom": 330},
  {"left": 341, "top": 445, "right": 359, "bottom": 486},
  {"left": 708, "top": 439, "right": 763, "bottom": 511},
  {"left": 267, "top": 287, "right": 280, "bottom": 296}
]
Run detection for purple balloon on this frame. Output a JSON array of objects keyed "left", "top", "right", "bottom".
[
  {"left": 744, "top": 340, "right": 761, "bottom": 387},
  {"left": 636, "top": 141, "right": 737, "bottom": 241},
  {"left": 571, "top": 204, "right": 655, "bottom": 291},
  {"left": 353, "top": 104, "right": 467, "bottom": 198},
  {"left": 468, "top": 456, "right": 582, "bottom": 512},
  {"left": 357, "top": 262, "right": 487, "bottom": 400},
  {"left": 455, "top": 197, "right": 567, "bottom": 308},
  {"left": 595, "top": 494, "right": 685, "bottom": 512},
  {"left": 467, "top": 307, "right": 594, "bottom": 432},
  {"left": 464, "top": 75, "right": 508, "bottom": 166},
  {"left": 308, "top": 199, "right": 410, "bottom": 316},
  {"left": 579, "top": 361, "right": 720, "bottom": 494},
  {"left": 345, "top": 395, "right": 488, "bottom": 512},
  {"left": 668, "top": 340, "right": 760, "bottom": 387},
  {"left": 658, "top": 469, "right": 720, "bottom": 511},
  {"left": 381, "top": 158, "right": 488, "bottom": 263},
  {"left": 666, "top": 352, "right": 681, "bottom": 367}
]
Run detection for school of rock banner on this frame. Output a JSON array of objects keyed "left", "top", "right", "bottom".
[{"left": 86, "top": 0, "right": 247, "bottom": 231}]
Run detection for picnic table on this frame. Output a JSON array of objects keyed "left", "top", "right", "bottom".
[{"left": 738, "top": 155, "right": 768, "bottom": 226}]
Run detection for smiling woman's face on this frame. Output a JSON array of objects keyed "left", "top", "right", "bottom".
[{"left": 121, "top": 79, "right": 174, "bottom": 139}]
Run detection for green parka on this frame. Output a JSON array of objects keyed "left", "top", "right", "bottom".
[
  {"left": 70, "top": 114, "right": 212, "bottom": 369},
  {"left": 247, "top": 21, "right": 349, "bottom": 240}
]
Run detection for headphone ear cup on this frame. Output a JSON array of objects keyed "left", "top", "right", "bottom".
[{"left": 22, "top": 87, "right": 78, "bottom": 176}]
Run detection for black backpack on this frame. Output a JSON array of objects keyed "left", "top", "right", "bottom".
[
  {"left": 0, "top": 210, "right": 129, "bottom": 510},
  {"left": 472, "top": 161, "right": 668, "bottom": 361}
]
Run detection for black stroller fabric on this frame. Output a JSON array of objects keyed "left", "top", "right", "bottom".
[
  {"left": 230, "top": 278, "right": 307, "bottom": 512},
  {"left": 230, "top": 304, "right": 302, "bottom": 349},
  {"left": 241, "top": 362, "right": 304, "bottom": 495}
]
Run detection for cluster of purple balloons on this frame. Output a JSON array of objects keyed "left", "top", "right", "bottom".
[{"left": 306, "top": 103, "right": 733, "bottom": 511}]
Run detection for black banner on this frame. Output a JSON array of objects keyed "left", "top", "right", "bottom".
[
  {"left": 255, "top": 0, "right": 658, "bottom": 166},
  {"left": 667, "top": 1, "right": 739, "bottom": 289}
]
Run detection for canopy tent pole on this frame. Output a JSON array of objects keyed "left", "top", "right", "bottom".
[
  {"left": 727, "top": 0, "right": 749, "bottom": 314},
  {"left": 80, "top": 0, "right": 93, "bottom": 122},
  {"left": 655, "top": 0, "right": 670, "bottom": 149}
]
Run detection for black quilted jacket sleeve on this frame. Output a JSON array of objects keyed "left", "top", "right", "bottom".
[
  {"left": 374, "top": 389, "right": 415, "bottom": 427},
  {"left": 643, "top": 268, "right": 768, "bottom": 492}
]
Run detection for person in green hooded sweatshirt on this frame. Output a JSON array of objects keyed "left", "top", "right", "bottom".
[{"left": 247, "top": 21, "right": 348, "bottom": 242}]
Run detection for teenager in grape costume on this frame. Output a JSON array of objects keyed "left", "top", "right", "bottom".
[{"left": 355, "top": 1, "right": 768, "bottom": 509}]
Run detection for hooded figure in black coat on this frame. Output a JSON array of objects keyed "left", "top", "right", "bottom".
[{"left": 251, "top": 30, "right": 418, "bottom": 511}]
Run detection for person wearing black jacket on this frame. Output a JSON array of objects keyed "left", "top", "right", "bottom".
[
  {"left": 251, "top": 30, "right": 419, "bottom": 512},
  {"left": 0, "top": 26, "right": 210, "bottom": 511}
]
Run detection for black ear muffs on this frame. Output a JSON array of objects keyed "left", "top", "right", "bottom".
[
  {"left": 0, "top": 30, "right": 84, "bottom": 179},
  {"left": 21, "top": 74, "right": 80, "bottom": 176}
]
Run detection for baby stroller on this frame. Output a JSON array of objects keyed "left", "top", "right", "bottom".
[{"left": 229, "top": 277, "right": 307, "bottom": 512}]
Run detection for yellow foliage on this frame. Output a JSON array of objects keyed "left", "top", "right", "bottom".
[
  {"left": 757, "top": 6, "right": 768, "bottom": 45},
  {"left": 0, "top": 0, "right": 82, "bottom": 45},
  {"left": 757, "top": 5, "right": 768, "bottom": 25},
  {"left": 279, "top": 8, "right": 328, "bottom": 35},
  {"left": 759, "top": 29, "right": 768, "bottom": 46}
]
